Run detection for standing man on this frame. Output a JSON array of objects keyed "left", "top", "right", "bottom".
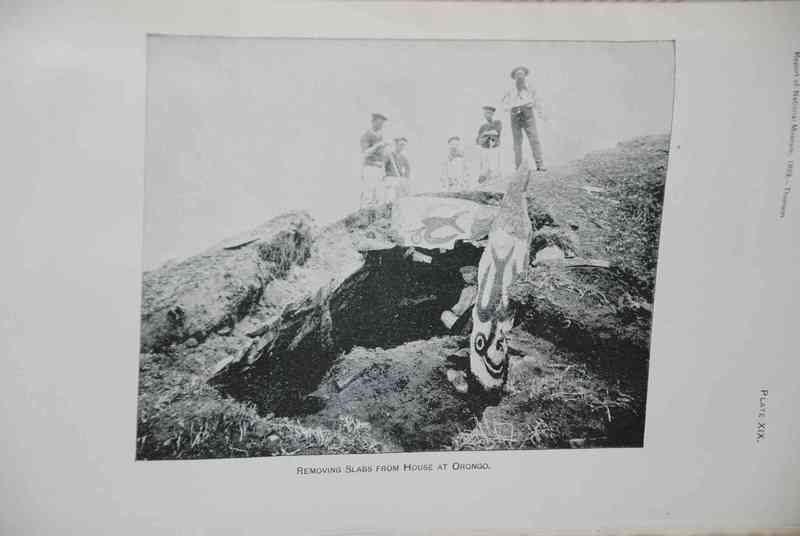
[
  {"left": 502, "top": 66, "right": 547, "bottom": 172},
  {"left": 475, "top": 105, "right": 503, "bottom": 184},
  {"left": 360, "top": 112, "right": 390, "bottom": 210},
  {"left": 442, "top": 136, "right": 466, "bottom": 191},
  {"left": 384, "top": 136, "right": 411, "bottom": 204}
]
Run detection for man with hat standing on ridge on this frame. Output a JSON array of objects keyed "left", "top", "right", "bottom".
[
  {"left": 475, "top": 105, "right": 503, "bottom": 185},
  {"left": 360, "top": 112, "right": 391, "bottom": 211},
  {"left": 502, "top": 65, "right": 547, "bottom": 172}
]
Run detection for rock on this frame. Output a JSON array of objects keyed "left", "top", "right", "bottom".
[
  {"left": 208, "top": 284, "right": 338, "bottom": 411},
  {"left": 535, "top": 245, "right": 565, "bottom": 263},
  {"left": 210, "top": 355, "right": 235, "bottom": 377},
  {"left": 334, "top": 367, "right": 369, "bottom": 392},
  {"left": 246, "top": 324, "right": 269, "bottom": 338},
  {"left": 411, "top": 251, "right": 432, "bottom": 264},
  {"left": 235, "top": 339, "right": 258, "bottom": 365},
  {"left": 216, "top": 326, "right": 232, "bottom": 336},
  {"left": 581, "top": 186, "right": 606, "bottom": 195},
  {"left": 184, "top": 337, "right": 199, "bottom": 348},
  {"left": 446, "top": 369, "right": 469, "bottom": 394},
  {"left": 139, "top": 212, "right": 314, "bottom": 352},
  {"left": 392, "top": 194, "right": 500, "bottom": 251},
  {"left": 450, "top": 347, "right": 470, "bottom": 359}
]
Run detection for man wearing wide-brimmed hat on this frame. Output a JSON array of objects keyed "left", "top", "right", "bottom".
[
  {"left": 502, "top": 65, "right": 547, "bottom": 172},
  {"left": 360, "top": 112, "right": 390, "bottom": 210}
]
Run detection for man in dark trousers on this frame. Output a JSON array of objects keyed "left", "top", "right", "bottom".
[{"left": 502, "top": 66, "right": 547, "bottom": 171}]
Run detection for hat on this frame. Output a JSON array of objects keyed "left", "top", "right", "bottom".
[
  {"left": 510, "top": 65, "right": 530, "bottom": 79},
  {"left": 481, "top": 129, "right": 499, "bottom": 137},
  {"left": 394, "top": 137, "right": 408, "bottom": 142},
  {"left": 448, "top": 136, "right": 461, "bottom": 143},
  {"left": 482, "top": 105, "right": 496, "bottom": 112},
  {"left": 371, "top": 113, "right": 388, "bottom": 121}
]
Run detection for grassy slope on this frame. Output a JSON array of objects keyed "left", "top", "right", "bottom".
[{"left": 136, "top": 135, "right": 669, "bottom": 458}]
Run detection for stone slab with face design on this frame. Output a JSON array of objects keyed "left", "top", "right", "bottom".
[{"left": 466, "top": 167, "right": 533, "bottom": 393}]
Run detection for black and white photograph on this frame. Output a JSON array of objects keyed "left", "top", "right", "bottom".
[{"left": 136, "top": 36, "right": 675, "bottom": 460}]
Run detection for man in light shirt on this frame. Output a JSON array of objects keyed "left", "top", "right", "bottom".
[
  {"left": 502, "top": 65, "right": 547, "bottom": 172},
  {"left": 359, "top": 112, "right": 390, "bottom": 210}
]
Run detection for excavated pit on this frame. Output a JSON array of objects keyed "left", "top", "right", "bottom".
[{"left": 211, "top": 242, "right": 484, "bottom": 424}]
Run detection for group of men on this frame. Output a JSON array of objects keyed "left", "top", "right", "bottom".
[
  {"left": 359, "top": 112, "right": 411, "bottom": 211},
  {"left": 359, "top": 65, "right": 547, "bottom": 209},
  {"left": 442, "top": 104, "right": 504, "bottom": 191}
]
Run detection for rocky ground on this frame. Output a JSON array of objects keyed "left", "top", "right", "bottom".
[{"left": 135, "top": 134, "right": 668, "bottom": 460}]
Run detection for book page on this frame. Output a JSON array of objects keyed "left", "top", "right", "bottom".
[{"left": 1, "top": 1, "right": 798, "bottom": 534}]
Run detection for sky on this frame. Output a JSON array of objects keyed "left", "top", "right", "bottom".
[{"left": 143, "top": 37, "right": 674, "bottom": 270}]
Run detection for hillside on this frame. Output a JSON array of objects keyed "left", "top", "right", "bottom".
[{"left": 136, "top": 134, "right": 669, "bottom": 459}]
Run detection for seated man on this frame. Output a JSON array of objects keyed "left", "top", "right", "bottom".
[
  {"left": 475, "top": 105, "right": 503, "bottom": 147},
  {"left": 475, "top": 105, "right": 503, "bottom": 185},
  {"left": 477, "top": 128, "right": 502, "bottom": 185},
  {"left": 384, "top": 136, "right": 411, "bottom": 203},
  {"left": 442, "top": 136, "right": 466, "bottom": 192}
]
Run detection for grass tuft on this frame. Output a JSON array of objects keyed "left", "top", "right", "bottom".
[
  {"left": 450, "top": 416, "right": 556, "bottom": 451},
  {"left": 257, "top": 221, "right": 313, "bottom": 278}
]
